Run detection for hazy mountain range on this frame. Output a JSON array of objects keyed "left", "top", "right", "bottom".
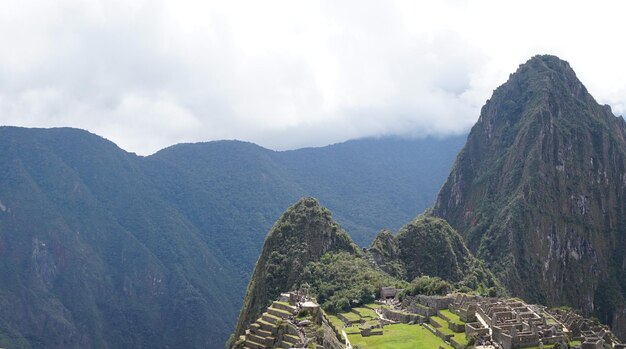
[{"left": 0, "top": 128, "right": 463, "bottom": 348}]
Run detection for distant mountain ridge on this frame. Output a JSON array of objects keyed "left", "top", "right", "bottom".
[
  {"left": 0, "top": 127, "right": 463, "bottom": 348},
  {"left": 434, "top": 55, "right": 626, "bottom": 339}
]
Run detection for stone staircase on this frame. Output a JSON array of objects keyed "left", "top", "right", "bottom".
[{"left": 239, "top": 301, "right": 301, "bottom": 349}]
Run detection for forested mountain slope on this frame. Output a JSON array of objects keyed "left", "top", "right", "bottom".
[{"left": 0, "top": 127, "right": 462, "bottom": 348}]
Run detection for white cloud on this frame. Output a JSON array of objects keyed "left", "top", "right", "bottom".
[{"left": 0, "top": 0, "right": 625, "bottom": 154}]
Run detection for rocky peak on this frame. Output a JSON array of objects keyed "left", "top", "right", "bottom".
[
  {"left": 433, "top": 54, "right": 626, "bottom": 339},
  {"left": 232, "top": 197, "right": 358, "bottom": 339}
]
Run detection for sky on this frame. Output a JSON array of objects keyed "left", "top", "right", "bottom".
[{"left": 1, "top": 0, "right": 625, "bottom": 155}]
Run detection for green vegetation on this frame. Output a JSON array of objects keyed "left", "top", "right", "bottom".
[
  {"left": 301, "top": 252, "right": 406, "bottom": 313},
  {"left": 370, "top": 217, "right": 506, "bottom": 298},
  {"left": 340, "top": 312, "right": 362, "bottom": 322},
  {"left": 0, "top": 125, "right": 465, "bottom": 349},
  {"left": 439, "top": 309, "right": 464, "bottom": 327},
  {"left": 352, "top": 307, "right": 378, "bottom": 319},
  {"left": 396, "top": 216, "right": 504, "bottom": 296},
  {"left": 347, "top": 324, "right": 453, "bottom": 349},
  {"left": 368, "top": 230, "right": 406, "bottom": 278},
  {"left": 396, "top": 216, "right": 471, "bottom": 282},
  {"left": 326, "top": 314, "right": 346, "bottom": 331},
  {"left": 333, "top": 304, "right": 467, "bottom": 349},
  {"left": 234, "top": 198, "right": 359, "bottom": 338},
  {"left": 401, "top": 276, "right": 452, "bottom": 297}
]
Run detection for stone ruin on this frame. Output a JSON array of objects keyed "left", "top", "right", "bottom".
[
  {"left": 234, "top": 290, "right": 339, "bottom": 349},
  {"left": 379, "top": 291, "right": 626, "bottom": 349},
  {"left": 548, "top": 308, "right": 624, "bottom": 348},
  {"left": 380, "top": 286, "right": 400, "bottom": 299},
  {"left": 448, "top": 294, "right": 626, "bottom": 349},
  {"left": 237, "top": 288, "right": 626, "bottom": 349}
]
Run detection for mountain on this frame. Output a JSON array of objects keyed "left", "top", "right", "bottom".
[
  {"left": 0, "top": 128, "right": 243, "bottom": 348},
  {"left": 369, "top": 216, "right": 504, "bottom": 295},
  {"left": 433, "top": 54, "right": 626, "bottom": 338},
  {"left": 231, "top": 200, "right": 505, "bottom": 346},
  {"left": 0, "top": 127, "right": 462, "bottom": 348},
  {"left": 232, "top": 198, "right": 359, "bottom": 339}
]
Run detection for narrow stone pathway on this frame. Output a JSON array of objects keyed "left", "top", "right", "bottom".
[
  {"left": 341, "top": 329, "right": 352, "bottom": 349},
  {"left": 475, "top": 313, "right": 492, "bottom": 336}
]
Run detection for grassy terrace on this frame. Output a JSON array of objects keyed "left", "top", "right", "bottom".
[
  {"left": 430, "top": 316, "right": 454, "bottom": 335},
  {"left": 451, "top": 333, "right": 468, "bottom": 346},
  {"left": 439, "top": 309, "right": 464, "bottom": 326},
  {"left": 347, "top": 323, "right": 454, "bottom": 349},
  {"left": 430, "top": 314, "right": 468, "bottom": 346},
  {"left": 345, "top": 326, "right": 361, "bottom": 335},
  {"left": 341, "top": 312, "right": 362, "bottom": 322},
  {"left": 353, "top": 307, "right": 378, "bottom": 319},
  {"left": 326, "top": 314, "right": 345, "bottom": 332}
]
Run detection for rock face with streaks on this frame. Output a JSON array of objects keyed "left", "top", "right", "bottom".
[{"left": 433, "top": 55, "right": 626, "bottom": 339}]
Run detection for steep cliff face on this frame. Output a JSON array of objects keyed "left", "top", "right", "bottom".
[
  {"left": 433, "top": 55, "right": 626, "bottom": 334},
  {"left": 232, "top": 198, "right": 359, "bottom": 339}
]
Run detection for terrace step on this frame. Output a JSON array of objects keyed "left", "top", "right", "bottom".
[
  {"left": 248, "top": 333, "right": 274, "bottom": 347},
  {"left": 430, "top": 317, "right": 442, "bottom": 328},
  {"left": 272, "top": 301, "right": 297, "bottom": 313},
  {"left": 250, "top": 326, "right": 272, "bottom": 337},
  {"left": 244, "top": 338, "right": 266, "bottom": 349},
  {"left": 262, "top": 312, "right": 282, "bottom": 325},
  {"left": 257, "top": 319, "right": 278, "bottom": 334},
  {"left": 268, "top": 306, "right": 292, "bottom": 319},
  {"left": 423, "top": 323, "right": 438, "bottom": 336},
  {"left": 283, "top": 333, "right": 300, "bottom": 343},
  {"left": 278, "top": 341, "right": 294, "bottom": 348}
]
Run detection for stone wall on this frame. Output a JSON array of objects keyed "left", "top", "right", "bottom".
[
  {"left": 417, "top": 295, "right": 454, "bottom": 310},
  {"left": 465, "top": 322, "right": 489, "bottom": 338},
  {"left": 321, "top": 321, "right": 344, "bottom": 349},
  {"left": 382, "top": 307, "right": 424, "bottom": 324},
  {"left": 402, "top": 296, "right": 437, "bottom": 317}
]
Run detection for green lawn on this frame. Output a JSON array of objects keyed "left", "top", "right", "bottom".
[{"left": 347, "top": 324, "right": 453, "bottom": 349}]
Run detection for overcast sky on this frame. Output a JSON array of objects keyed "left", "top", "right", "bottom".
[{"left": 1, "top": 1, "right": 625, "bottom": 155}]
